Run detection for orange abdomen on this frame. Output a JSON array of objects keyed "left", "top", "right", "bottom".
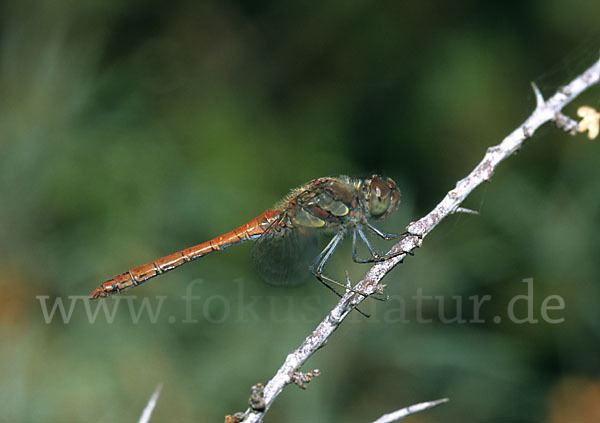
[{"left": 89, "top": 210, "right": 280, "bottom": 299}]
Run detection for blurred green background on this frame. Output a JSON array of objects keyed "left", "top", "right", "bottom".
[{"left": 1, "top": 1, "right": 600, "bottom": 422}]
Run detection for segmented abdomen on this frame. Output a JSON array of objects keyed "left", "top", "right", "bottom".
[{"left": 89, "top": 210, "right": 280, "bottom": 299}]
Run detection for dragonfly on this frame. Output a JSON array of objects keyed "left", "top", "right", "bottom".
[{"left": 89, "top": 174, "right": 407, "bottom": 300}]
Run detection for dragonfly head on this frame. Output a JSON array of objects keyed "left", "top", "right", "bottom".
[{"left": 360, "top": 175, "right": 400, "bottom": 220}]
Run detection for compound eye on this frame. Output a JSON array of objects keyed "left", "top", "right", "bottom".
[{"left": 367, "top": 177, "right": 392, "bottom": 218}]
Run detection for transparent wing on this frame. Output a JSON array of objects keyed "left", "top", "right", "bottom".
[{"left": 249, "top": 225, "right": 320, "bottom": 287}]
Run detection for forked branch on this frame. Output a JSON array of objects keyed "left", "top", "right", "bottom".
[{"left": 242, "top": 55, "right": 600, "bottom": 422}]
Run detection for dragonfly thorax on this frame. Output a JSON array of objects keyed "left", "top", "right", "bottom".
[{"left": 283, "top": 174, "right": 400, "bottom": 231}]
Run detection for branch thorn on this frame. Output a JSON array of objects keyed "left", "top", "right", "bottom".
[
  {"left": 453, "top": 207, "right": 480, "bottom": 215},
  {"left": 531, "top": 82, "right": 545, "bottom": 109}
]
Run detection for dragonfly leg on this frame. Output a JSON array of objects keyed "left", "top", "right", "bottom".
[
  {"left": 363, "top": 221, "right": 409, "bottom": 240},
  {"left": 363, "top": 221, "right": 414, "bottom": 256},
  {"left": 315, "top": 277, "right": 372, "bottom": 318},
  {"left": 309, "top": 236, "right": 345, "bottom": 299},
  {"left": 310, "top": 230, "right": 370, "bottom": 299},
  {"left": 352, "top": 225, "right": 411, "bottom": 264},
  {"left": 310, "top": 230, "right": 343, "bottom": 274}
]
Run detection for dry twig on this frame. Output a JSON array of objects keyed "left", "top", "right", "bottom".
[
  {"left": 242, "top": 56, "right": 600, "bottom": 422},
  {"left": 138, "top": 384, "right": 162, "bottom": 423},
  {"left": 369, "top": 398, "right": 449, "bottom": 423}
]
